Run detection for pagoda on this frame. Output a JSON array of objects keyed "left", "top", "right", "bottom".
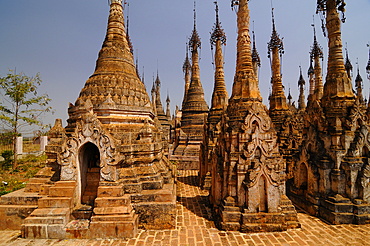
[
  {"left": 200, "top": 1, "right": 228, "bottom": 190},
  {"left": 288, "top": 0, "right": 370, "bottom": 225},
  {"left": 151, "top": 73, "right": 171, "bottom": 156},
  {"left": 0, "top": 0, "right": 176, "bottom": 239},
  {"left": 171, "top": 4, "right": 209, "bottom": 170},
  {"left": 209, "top": 0, "right": 300, "bottom": 232}
]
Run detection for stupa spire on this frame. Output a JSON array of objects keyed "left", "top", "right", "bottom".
[
  {"left": 166, "top": 93, "right": 171, "bottom": 119},
  {"left": 155, "top": 71, "right": 166, "bottom": 116},
  {"left": 95, "top": 0, "right": 134, "bottom": 74},
  {"left": 310, "top": 23, "right": 324, "bottom": 101},
  {"left": 308, "top": 57, "right": 315, "bottom": 97},
  {"left": 317, "top": 0, "right": 355, "bottom": 106},
  {"left": 126, "top": 4, "right": 134, "bottom": 55},
  {"left": 210, "top": 1, "right": 228, "bottom": 112},
  {"left": 298, "top": 66, "right": 306, "bottom": 110},
  {"left": 181, "top": 44, "right": 191, "bottom": 109},
  {"left": 344, "top": 45, "right": 353, "bottom": 79},
  {"left": 151, "top": 80, "right": 157, "bottom": 114},
  {"left": 75, "top": 0, "right": 151, "bottom": 111},
  {"left": 355, "top": 61, "right": 364, "bottom": 104},
  {"left": 366, "top": 44, "right": 370, "bottom": 81},
  {"left": 188, "top": 1, "right": 202, "bottom": 88},
  {"left": 268, "top": 7, "right": 287, "bottom": 111},
  {"left": 251, "top": 29, "right": 261, "bottom": 80},
  {"left": 229, "top": 0, "right": 262, "bottom": 110},
  {"left": 180, "top": 1, "right": 208, "bottom": 133}
]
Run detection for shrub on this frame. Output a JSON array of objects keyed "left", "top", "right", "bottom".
[{"left": 0, "top": 150, "right": 14, "bottom": 170}]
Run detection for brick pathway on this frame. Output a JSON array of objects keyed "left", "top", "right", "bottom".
[{"left": 1, "top": 170, "right": 370, "bottom": 246}]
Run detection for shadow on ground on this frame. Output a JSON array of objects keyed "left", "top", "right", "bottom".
[{"left": 177, "top": 175, "right": 199, "bottom": 187}]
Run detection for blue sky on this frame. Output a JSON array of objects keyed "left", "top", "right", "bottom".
[{"left": 0, "top": 1, "right": 369, "bottom": 131}]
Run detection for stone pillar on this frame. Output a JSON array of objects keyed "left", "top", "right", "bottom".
[
  {"left": 16, "top": 136, "right": 23, "bottom": 155},
  {"left": 40, "top": 136, "right": 48, "bottom": 152}
]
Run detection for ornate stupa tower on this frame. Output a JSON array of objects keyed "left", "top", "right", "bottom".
[
  {"left": 307, "top": 57, "right": 315, "bottom": 104},
  {"left": 344, "top": 47, "right": 353, "bottom": 80},
  {"left": 289, "top": 0, "right": 370, "bottom": 225},
  {"left": 310, "top": 24, "right": 324, "bottom": 101},
  {"left": 251, "top": 30, "right": 261, "bottom": 81},
  {"left": 268, "top": 8, "right": 289, "bottom": 127},
  {"left": 355, "top": 63, "right": 364, "bottom": 104},
  {"left": 181, "top": 46, "right": 192, "bottom": 109},
  {"left": 166, "top": 94, "right": 171, "bottom": 120},
  {"left": 153, "top": 72, "right": 171, "bottom": 155},
  {"left": 200, "top": 1, "right": 228, "bottom": 190},
  {"left": 20, "top": 0, "right": 176, "bottom": 239},
  {"left": 210, "top": 0, "right": 299, "bottom": 232},
  {"left": 171, "top": 3, "right": 209, "bottom": 170},
  {"left": 319, "top": 0, "right": 355, "bottom": 109},
  {"left": 298, "top": 66, "right": 306, "bottom": 110}
]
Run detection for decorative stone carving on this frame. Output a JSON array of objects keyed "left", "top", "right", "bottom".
[{"left": 59, "top": 112, "right": 118, "bottom": 182}]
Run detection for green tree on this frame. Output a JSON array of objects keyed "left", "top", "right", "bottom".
[{"left": 0, "top": 69, "right": 52, "bottom": 167}]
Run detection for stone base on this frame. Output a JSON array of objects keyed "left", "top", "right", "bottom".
[
  {"left": 201, "top": 172, "right": 212, "bottom": 191},
  {"left": 0, "top": 189, "right": 41, "bottom": 230},
  {"left": 169, "top": 156, "right": 199, "bottom": 170},
  {"left": 320, "top": 195, "right": 370, "bottom": 225},
  {"left": 217, "top": 196, "right": 300, "bottom": 233},
  {"left": 89, "top": 217, "right": 138, "bottom": 239},
  {"left": 289, "top": 190, "right": 370, "bottom": 225},
  {"left": 287, "top": 189, "right": 319, "bottom": 217},
  {"left": 131, "top": 183, "right": 176, "bottom": 229},
  {"left": 170, "top": 144, "right": 200, "bottom": 170},
  {"left": 20, "top": 181, "right": 139, "bottom": 239},
  {"left": 240, "top": 213, "right": 286, "bottom": 233}
]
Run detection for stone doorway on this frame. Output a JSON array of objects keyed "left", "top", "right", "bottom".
[
  {"left": 258, "top": 175, "right": 268, "bottom": 212},
  {"left": 78, "top": 142, "right": 101, "bottom": 206}
]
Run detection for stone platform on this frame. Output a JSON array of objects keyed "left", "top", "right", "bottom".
[{"left": 1, "top": 170, "right": 370, "bottom": 245}]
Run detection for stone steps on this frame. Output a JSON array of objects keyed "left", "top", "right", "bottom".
[
  {"left": 91, "top": 211, "right": 136, "bottom": 222},
  {"left": 21, "top": 223, "right": 66, "bottom": 239},
  {"left": 93, "top": 206, "right": 132, "bottom": 215},
  {"left": 24, "top": 178, "right": 51, "bottom": 193},
  {"left": 38, "top": 197, "right": 73, "bottom": 208},
  {"left": 23, "top": 215, "right": 67, "bottom": 225},
  {"left": 0, "top": 204, "right": 38, "bottom": 230},
  {"left": 0, "top": 189, "right": 41, "bottom": 205},
  {"left": 27, "top": 207, "right": 70, "bottom": 218},
  {"left": 65, "top": 219, "right": 90, "bottom": 239},
  {"left": 0, "top": 188, "right": 42, "bottom": 230},
  {"left": 95, "top": 196, "right": 130, "bottom": 207},
  {"left": 21, "top": 181, "right": 76, "bottom": 239},
  {"left": 88, "top": 185, "right": 138, "bottom": 239},
  {"left": 72, "top": 205, "right": 93, "bottom": 220},
  {"left": 22, "top": 207, "right": 71, "bottom": 239},
  {"left": 89, "top": 218, "right": 138, "bottom": 239},
  {"left": 221, "top": 210, "right": 241, "bottom": 223},
  {"left": 49, "top": 181, "right": 76, "bottom": 197}
]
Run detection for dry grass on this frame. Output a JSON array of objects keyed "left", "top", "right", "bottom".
[{"left": 0, "top": 142, "right": 47, "bottom": 195}]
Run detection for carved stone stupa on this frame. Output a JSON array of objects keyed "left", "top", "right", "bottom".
[
  {"left": 200, "top": 1, "right": 228, "bottom": 190},
  {"left": 171, "top": 6, "right": 209, "bottom": 170},
  {"left": 209, "top": 0, "right": 300, "bottom": 232},
  {"left": 0, "top": 0, "right": 176, "bottom": 239},
  {"left": 287, "top": 0, "right": 370, "bottom": 225}
]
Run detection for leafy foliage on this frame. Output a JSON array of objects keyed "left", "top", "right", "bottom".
[
  {"left": 0, "top": 153, "right": 46, "bottom": 195},
  {"left": 0, "top": 70, "right": 52, "bottom": 131},
  {"left": 0, "top": 69, "right": 52, "bottom": 167},
  {"left": 0, "top": 150, "right": 14, "bottom": 170}
]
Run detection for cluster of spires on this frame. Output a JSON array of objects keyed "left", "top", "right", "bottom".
[{"left": 112, "top": 0, "right": 370, "bottom": 123}]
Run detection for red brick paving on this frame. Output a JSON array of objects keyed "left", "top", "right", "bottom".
[{"left": 1, "top": 170, "right": 370, "bottom": 245}]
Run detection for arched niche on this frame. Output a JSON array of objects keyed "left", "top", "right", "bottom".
[
  {"left": 258, "top": 175, "right": 268, "bottom": 212},
  {"left": 298, "top": 162, "right": 308, "bottom": 190},
  {"left": 78, "top": 142, "right": 101, "bottom": 206}
]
